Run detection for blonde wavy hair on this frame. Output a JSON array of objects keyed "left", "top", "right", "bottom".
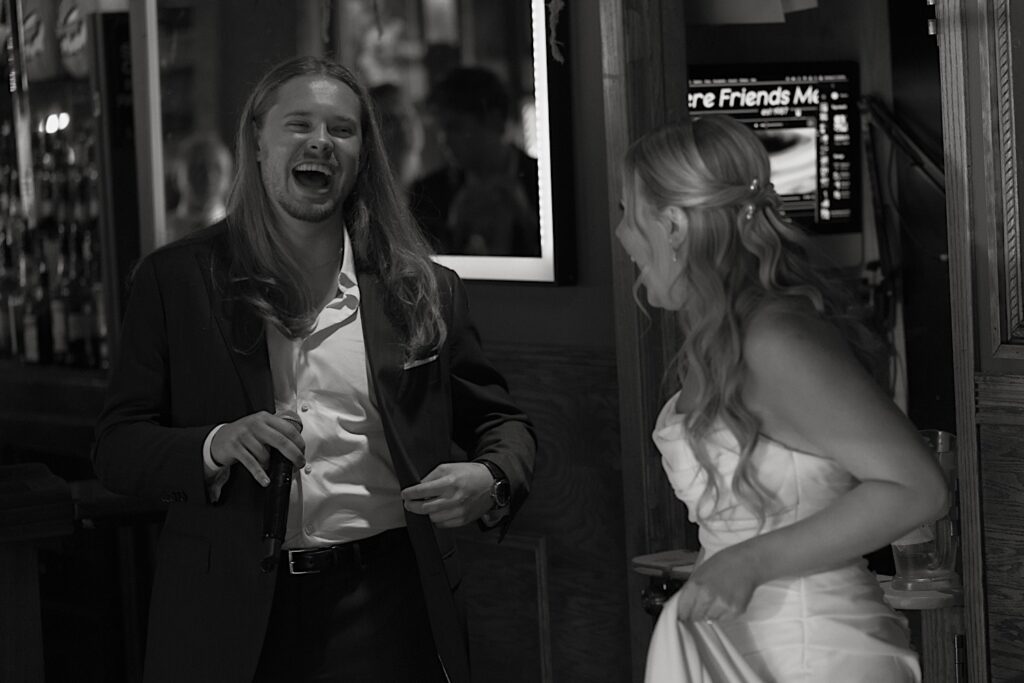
[{"left": 624, "top": 115, "right": 887, "bottom": 522}]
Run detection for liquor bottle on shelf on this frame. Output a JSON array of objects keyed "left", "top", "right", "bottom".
[
  {"left": 0, "top": 229, "right": 14, "bottom": 358},
  {"left": 40, "top": 129, "right": 70, "bottom": 284},
  {"left": 0, "top": 120, "right": 13, "bottom": 218},
  {"left": 34, "top": 129, "right": 56, "bottom": 233},
  {"left": 50, "top": 223, "right": 70, "bottom": 365},
  {"left": 22, "top": 234, "right": 54, "bottom": 365},
  {"left": 63, "top": 217, "right": 92, "bottom": 368},
  {"left": 0, "top": 172, "right": 11, "bottom": 220},
  {"left": 80, "top": 226, "right": 108, "bottom": 369},
  {"left": 0, "top": 131, "right": 19, "bottom": 359},
  {"left": 8, "top": 230, "right": 30, "bottom": 361}
]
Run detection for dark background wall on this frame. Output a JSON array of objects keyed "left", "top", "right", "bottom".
[
  {"left": 886, "top": 1, "right": 954, "bottom": 434},
  {"left": 454, "top": 8, "right": 631, "bottom": 681},
  {"left": 463, "top": 8, "right": 616, "bottom": 349}
]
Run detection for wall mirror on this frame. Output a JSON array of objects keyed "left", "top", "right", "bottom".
[{"left": 156, "top": 0, "right": 574, "bottom": 283}]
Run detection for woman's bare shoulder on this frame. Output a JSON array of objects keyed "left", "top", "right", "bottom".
[
  {"left": 742, "top": 297, "right": 896, "bottom": 453},
  {"left": 743, "top": 298, "right": 849, "bottom": 372}
]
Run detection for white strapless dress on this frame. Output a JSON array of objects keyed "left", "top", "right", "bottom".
[{"left": 645, "top": 393, "right": 922, "bottom": 683}]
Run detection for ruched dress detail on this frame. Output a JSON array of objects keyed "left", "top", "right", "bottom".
[{"left": 644, "top": 392, "right": 921, "bottom": 683}]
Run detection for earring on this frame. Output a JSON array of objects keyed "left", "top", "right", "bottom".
[{"left": 745, "top": 204, "right": 755, "bottom": 221}]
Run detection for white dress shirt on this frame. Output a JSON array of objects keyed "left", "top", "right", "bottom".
[{"left": 203, "top": 229, "right": 405, "bottom": 547}]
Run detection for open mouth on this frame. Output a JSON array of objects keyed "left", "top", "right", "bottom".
[{"left": 292, "top": 162, "right": 335, "bottom": 191}]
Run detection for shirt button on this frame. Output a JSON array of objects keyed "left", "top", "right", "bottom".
[
  {"left": 304, "top": 465, "right": 312, "bottom": 474},
  {"left": 305, "top": 524, "right": 314, "bottom": 534},
  {"left": 300, "top": 404, "right": 309, "bottom": 412}
]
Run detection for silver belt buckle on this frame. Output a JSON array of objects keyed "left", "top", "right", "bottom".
[{"left": 286, "top": 548, "right": 319, "bottom": 575}]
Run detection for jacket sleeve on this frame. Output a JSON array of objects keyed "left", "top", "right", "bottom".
[
  {"left": 443, "top": 271, "right": 537, "bottom": 519},
  {"left": 91, "top": 255, "right": 214, "bottom": 506}
]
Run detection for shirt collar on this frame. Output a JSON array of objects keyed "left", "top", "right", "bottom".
[{"left": 337, "top": 227, "right": 358, "bottom": 295}]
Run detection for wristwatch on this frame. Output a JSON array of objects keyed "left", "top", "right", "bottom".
[{"left": 477, "top": 459, "right": 511, "bottom": 509}]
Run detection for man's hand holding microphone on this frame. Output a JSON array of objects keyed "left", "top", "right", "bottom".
[{"left": 209, "top": 410, "right": 305, "bottom": 571}]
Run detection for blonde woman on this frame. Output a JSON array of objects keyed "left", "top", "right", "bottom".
[{"left": 616, "top": 115, "right": 947, "bottom": 682}]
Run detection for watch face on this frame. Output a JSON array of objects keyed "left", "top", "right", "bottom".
[{"left": 493, "top": 478, "right": 511, "bottom": 507}]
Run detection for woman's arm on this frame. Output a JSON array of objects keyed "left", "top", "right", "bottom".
[{"left": 676, "top": 307, "right": 948, "bottom": 621}]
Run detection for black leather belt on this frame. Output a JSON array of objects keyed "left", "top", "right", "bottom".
[{"left": 282, "top": 527, "right": 407, "bottom": 576}]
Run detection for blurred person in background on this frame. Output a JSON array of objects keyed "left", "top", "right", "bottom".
[
  {"left": 368, "top": 82, "right": 425, "bottom": 191},
  {"left": 165, "top": 131, "right": 233, "bottom": 242},
  {"left": 409, "top": 66, "right": 541, "bottom": 257}
]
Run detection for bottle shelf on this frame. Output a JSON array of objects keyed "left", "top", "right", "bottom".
[{"left": 0, "top": 358, "right": 108, "bottom": 462}]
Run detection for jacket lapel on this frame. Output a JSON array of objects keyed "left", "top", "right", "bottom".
[
  {"left": 357, "top": 270, "right": 404, "bottom": 392},
  {"left": 197, "top": 242, "right": 274, "bottom": 414},
  {"left": 357, "top": 271, "right": 426, "bottom": 486}
]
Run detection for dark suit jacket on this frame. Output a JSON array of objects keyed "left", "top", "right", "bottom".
[{"left": 92, "top": 222, "right": 536, "bottom": 683}]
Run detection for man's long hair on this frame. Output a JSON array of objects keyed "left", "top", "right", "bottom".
[
  {"left": 623, "top": 115, "right": 889, "bottom": 524},
  {"left": 225, "top": 56, "right": 445, "bottom": 355}
]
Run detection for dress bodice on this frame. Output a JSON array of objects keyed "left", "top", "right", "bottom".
[
  {"left": 653, "top": 391, "right": 857, "bottom": 559},
  {"left": 646, "top": 392, "right": 921, "bottom": 682}
]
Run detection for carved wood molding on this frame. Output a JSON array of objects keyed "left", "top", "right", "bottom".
[
  {"left": 994, "top": 0, "right": 1023, "bottom": 339},
  {"left": 987, "top": 0, "right": 1024, "bottom": 355}
]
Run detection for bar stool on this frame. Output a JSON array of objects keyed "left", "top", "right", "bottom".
[
  {"left": 0, "top": 463, "right": 75, "bottom": 683},
  {"left": 70, "top": 479, "right": 167, "bottom": 683},
  {"left": 631, "top": 548, "right": 700, "bottom": 618}
]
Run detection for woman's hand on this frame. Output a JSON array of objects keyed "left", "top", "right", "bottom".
[
  {"left": 209, "top": 411, "right": 305, "bottom": 486},
  {"left": 675, "top": 546, "right": 762, "bottom": 623}
]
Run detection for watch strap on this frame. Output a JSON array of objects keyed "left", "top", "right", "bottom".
[
  {"left": 476, "top": 458, "right": 507, "bottom": 483},
  {"left": 476, "top": 458, "right": 510, "bottom": 508}
]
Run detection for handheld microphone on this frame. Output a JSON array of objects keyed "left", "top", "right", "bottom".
[{"left": 260, "top": 410, "right": 303, "bottom": 573}]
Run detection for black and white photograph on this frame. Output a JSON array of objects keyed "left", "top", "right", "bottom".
[{"left": 0, "top": 1, "right": 1012, "bottom": 682}]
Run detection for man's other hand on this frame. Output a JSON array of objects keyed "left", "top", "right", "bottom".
[{"left": 400, "top": 462, "right": 494, "bottom": 528}]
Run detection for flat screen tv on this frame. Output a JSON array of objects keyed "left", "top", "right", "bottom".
[{"left": 687, "top": 62, "right": 860, "bottom": 235}]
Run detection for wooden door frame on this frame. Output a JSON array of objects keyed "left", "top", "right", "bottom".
[
  {"left": 598, "top": 1, "right": 693, "bottom": 680},
  {"left": 936, "top": 0, "right": 989, "bottom": 680},
  {"left": 597, "top": 1, "right": 996, "bottom": 679}
]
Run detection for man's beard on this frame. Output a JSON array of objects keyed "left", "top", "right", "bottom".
[
  {"left": 277, "top": 194, "right": 341, "bottom": 223},
  {"left": 261, "top": 165, "right": 345, "bottom": 223}
]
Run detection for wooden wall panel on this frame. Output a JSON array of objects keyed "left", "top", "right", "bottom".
[
  {"left": 458, "top": 534, "right": 551, "bottom": 682},
  {"left": 457, "top": 343, "right": 630, "bottom": 683},
  {"left": 599, "top": 1, "right": 694, "bottom": 678},
  {"left": 918, "top": 607, "right": 965, "bottom": 683},
  {"left": 937, "top": 0, "right": 991, "bottom": 677},
  {"left": 979, "top": 423, "right": 1024, "bottom": 681}
]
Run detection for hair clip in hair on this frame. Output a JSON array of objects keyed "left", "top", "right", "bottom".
[
  {"left": 749, "top": 178, "right": 760, "bottom": 192},
  {"left": 744, "top": 204, "right": 755, "bottom": 221}
]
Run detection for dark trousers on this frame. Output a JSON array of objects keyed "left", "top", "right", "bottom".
[{"left": 253, "top": 528, "right": 448, "bottom": 683}]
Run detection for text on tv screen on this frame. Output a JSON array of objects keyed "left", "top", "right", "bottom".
[{"left": 687, "top": 62, "right": 860, "bottom": 235}]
